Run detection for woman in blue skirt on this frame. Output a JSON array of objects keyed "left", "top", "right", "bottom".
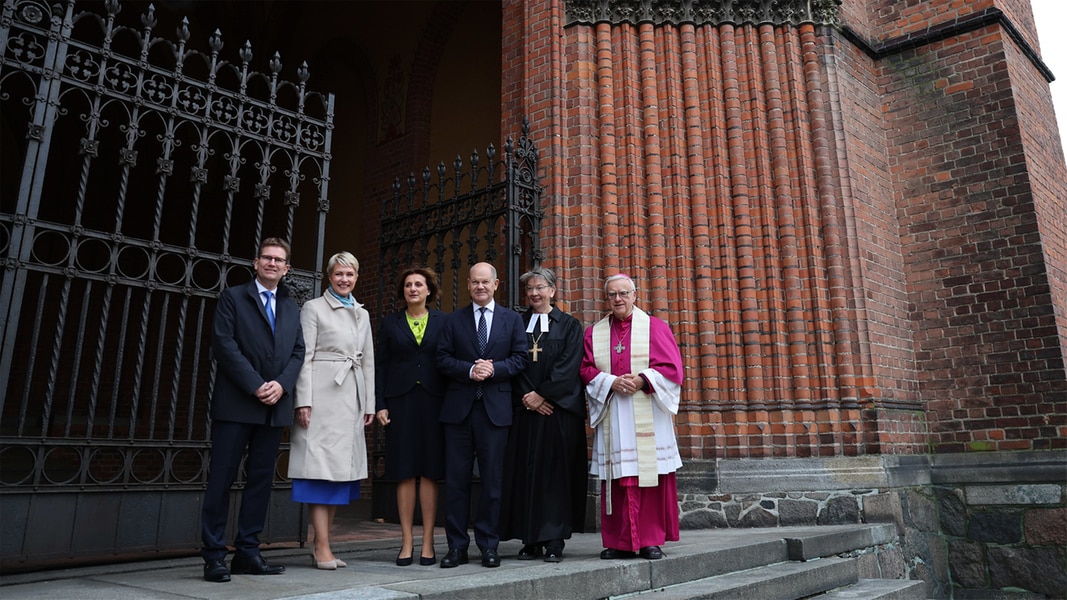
[{"left": 288, "top": 252, "right": 376, "bottom": 570}]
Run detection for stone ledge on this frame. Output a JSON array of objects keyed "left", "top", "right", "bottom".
[
  {"left": 714, "top": 455, "right": 932, "bottom": 493},
  {"left": 930, "top": 449, "right": 1067, "bottom": 485},
  {"left": 681, "top": 451, "right": 1065, "bottom": 495},
  {"left": 965, "top": 484, "right": 1063, "bottom": 505}
]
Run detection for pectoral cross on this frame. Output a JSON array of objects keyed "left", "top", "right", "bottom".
[
  {"left": 528, "top": 340, "right": 542, "bottom": 362},
  {"left": 613, "top": 340, "right": 625, "bottom": 354}
]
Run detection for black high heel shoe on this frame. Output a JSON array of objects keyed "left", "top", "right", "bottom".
[
  {"left": 396, "top": 551, "right": 413, "bottom": 567},
  {"left": 419, "top": 552, "right": 436, "bottom": 566}
]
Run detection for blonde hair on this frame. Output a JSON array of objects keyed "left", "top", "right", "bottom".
[{"left": 326, "top": 252, "right": 359, "bottom": 276}]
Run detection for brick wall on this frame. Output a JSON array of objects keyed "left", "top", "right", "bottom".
[
  {"left": 500, "top": 0, "right": 1065, "bottom": 459},
  {"left": 873, "top": 17, "right": 1066, "bottom": 453},
  {"left": 508, "top": 1, "right": 926, "bottom": 459}
]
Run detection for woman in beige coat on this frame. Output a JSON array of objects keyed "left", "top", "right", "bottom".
[{"left": 288, "top": 252, "right": 375, "bottom": 570}]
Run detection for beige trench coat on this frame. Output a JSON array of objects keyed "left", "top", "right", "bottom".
[{"left": 288, "top": 291, "right": 375, "bottom": 482}]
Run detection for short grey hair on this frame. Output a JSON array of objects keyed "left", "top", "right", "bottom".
[
  {"left": 326, "top": 251, "right": 359, "bottom": 276},
  {"left": 604, "top": 273, "right": 636, "bottom": 293},
  {"left": 519, "top": 267, "right": 558, "bottom": 289}
]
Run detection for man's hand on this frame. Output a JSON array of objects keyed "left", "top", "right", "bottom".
[
  {"left": 471, "top": 359, "right": 495, "bottom": 381},
  {"left": 256, "top": 380, "right": 283, "bottom": 405},
  {"left": 611, "top": 373, "right": 644, "bottom": 395}
]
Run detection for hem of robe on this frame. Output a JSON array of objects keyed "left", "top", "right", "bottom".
[{"left": 599, "top": 473, "right": 680, "bottom": 552}]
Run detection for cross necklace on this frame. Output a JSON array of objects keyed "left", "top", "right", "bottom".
[
  {"left": 613, "top": 324, "right": 626, "bottom": 354},
  {"left": 528, "top": 331, "right": 545, "bottom": 362}
]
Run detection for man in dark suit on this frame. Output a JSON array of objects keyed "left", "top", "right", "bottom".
[
  {"left": 200, "top": 238, "right": 305, "bottom": 582},
  {"left": 436, "top": 262, "right": 528, "bottom": 568}
]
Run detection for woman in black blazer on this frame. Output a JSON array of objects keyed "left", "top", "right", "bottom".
[{"left": 375, "top": 266, "right": 447, "bottom": 566}]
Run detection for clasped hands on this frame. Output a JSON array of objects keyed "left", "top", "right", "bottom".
[
  {"left": 470, "top": 358, "right": 494, "bottom": 381},
  {"left": 522, "top": 391, "right": 553, "bottom": 416},
  {"left": 257, "top": 380, "right": 283, "bottom": 405},
  {"left": 611, "top": 373, "right": 646, "bottom": 396}
]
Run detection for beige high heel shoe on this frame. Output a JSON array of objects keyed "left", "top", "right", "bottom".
[{"left": 311, "top": 552, "right": 338, "bottom": 570}]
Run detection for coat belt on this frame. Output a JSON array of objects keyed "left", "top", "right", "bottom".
[{"left": 313, "top": 351, "right": 363, "bottom": 385}]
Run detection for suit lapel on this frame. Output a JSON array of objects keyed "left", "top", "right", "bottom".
[
  {"left": 400, "top": 312, "right": 418, "bottom": 344},
  {"left": 464, "top": 305, "right": 481, "bottom": 352},
  {"left": 246, "top": 282, "right": 273, "bottom": 331}
]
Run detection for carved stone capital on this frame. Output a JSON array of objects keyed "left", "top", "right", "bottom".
[{"left": 565, "top": 0, "right": 841, "bottom": 27}]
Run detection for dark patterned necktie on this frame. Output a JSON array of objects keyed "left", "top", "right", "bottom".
[
  {"left": 477, "top": 306, "right": 488, "bottom": 356},
  {"left": 475, "top": 307, "right": 488, "bottom": 400}
]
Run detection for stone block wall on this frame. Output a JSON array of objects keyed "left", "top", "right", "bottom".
[
  {"left": 669, "top": 451, "right": 1067, "bottom": 599},
  {"left": 939, "top": 484, "right": 1066, "bottom": 597},
  {"left": 676, "top": 485, "right": 950, "bottom": 598}
]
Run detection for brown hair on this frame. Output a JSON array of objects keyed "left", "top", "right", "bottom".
[
  {"left": 259, "top": 237, "right": 291, "bottom": 260},
  {"left": 396, "top": 266, "right": 439, "bottom": 303}
]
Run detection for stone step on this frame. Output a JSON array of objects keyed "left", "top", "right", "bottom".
[
  {"left": 786, "top": 524, "right": 897, "bottom": 561},
  {"left": 815, "top": 578, "right": 927, "bottom": 600},
  {"left": 611, "top": 556, "right": 859, "bottom": 600}
]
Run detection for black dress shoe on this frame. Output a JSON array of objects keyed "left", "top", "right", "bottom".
[
  {"left": 544, "top": 540, "right": 564, "bottom": 563},
  {"left": 203, "top": 559, "right": 230, "bottom": 582},
  {"left": 481, "top": 547, "right": 500, "bottom": 568},
  {"left": 517, "top": 544, "right": 542, "bottom": 560},
  {"left": 440, "top": 548, "right": 468, "bottom": 568},
  {"left": 639, "top": 546, "right": 664, "bottom": 559},
  {"left": 600, "top": 548, "right": 637, "bottom": 560},
  {"left": 230, "top": 554, "right": 285, "bottom": 575}
]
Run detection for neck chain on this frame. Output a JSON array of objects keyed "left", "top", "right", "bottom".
[
  {"left": 528, "top": 318, "right": 547, "bottom": 362},
  {"left": 612, "top": 318, "right": 628, "bottom": 354}
]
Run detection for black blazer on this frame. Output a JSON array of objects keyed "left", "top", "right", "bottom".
[
  {"left": 375, "top": 308, "right": 447, "bottom": 411},
  {"left": 209, "top": 280, "right": 305, "bottom": 427},
  {"left": 436, "top": 302, "right": 528, "bottom": 427}
]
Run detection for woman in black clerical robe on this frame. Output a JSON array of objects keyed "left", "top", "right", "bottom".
[{"left": 500, "top": 267, "right": 587, "bottom": 562}]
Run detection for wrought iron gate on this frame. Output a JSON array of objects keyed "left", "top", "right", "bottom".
[
  {"left": 377, "top": 118, "right": 544, "bottom": 316},
  {"left": 0, "top": 0, "right": 333, "bottom": 567},
  {"left": 371, "top": 119, "right": 543, "bottom": 521}
]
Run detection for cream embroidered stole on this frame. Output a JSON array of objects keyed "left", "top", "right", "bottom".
[{"left": 592, "top": 307, "right": 659, "bottom": 499}]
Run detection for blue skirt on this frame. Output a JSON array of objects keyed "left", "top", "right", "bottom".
[{"left": 291, "top": 479, "right": 361, "bottom": 505}]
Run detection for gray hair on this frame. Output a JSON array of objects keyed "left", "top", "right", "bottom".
[
  {"left": 604, "top": 273, "right": 636, "bottom": 293},
  {"left": 326, "top": 251, "right": 359, "bottom": 276},
  {"left": 469, "top": 262, "right": 498, "bottom": 279},
  {"left": 519, "top": 267, "right": 558, "bottom": 289}
]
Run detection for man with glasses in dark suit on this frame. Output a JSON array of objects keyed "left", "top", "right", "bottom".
[{"left": 200, "top": 238, "right": 305, "bottom": 582}]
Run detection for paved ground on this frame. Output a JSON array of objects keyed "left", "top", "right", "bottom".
[{"left": 2, "top": 501, "right": 883, "bottom": 600}]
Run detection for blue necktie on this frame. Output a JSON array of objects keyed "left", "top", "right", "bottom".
[
  {"left": 263, "top": 290, "right": 276, "bottom": 332},
  {"left": 477, "top": 306, "right": 488, "bottom": 356}
]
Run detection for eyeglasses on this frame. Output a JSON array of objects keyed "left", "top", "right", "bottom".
[
  {"left": 607, "top": 290, "right": 633, "bottom": 299},
  {"left": 526, "top": 285, "right": 551, "bottom": 292},
  {"left": 258, "top": 255, "right": 288, "bottom": 264}
]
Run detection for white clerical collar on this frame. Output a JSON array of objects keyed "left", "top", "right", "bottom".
[{"left": 525, "top": 311, "right": 550, "bottom": 333}]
